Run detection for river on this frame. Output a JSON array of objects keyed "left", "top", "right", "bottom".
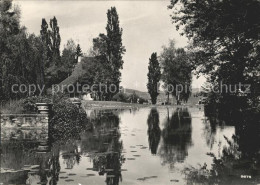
[{"left": 1, "top": 106, "right": 259, "bottom": 185}]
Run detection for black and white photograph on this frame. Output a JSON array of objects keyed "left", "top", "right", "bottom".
[{"left": 0, "top": 0, "right": 259, "bottom": 184}]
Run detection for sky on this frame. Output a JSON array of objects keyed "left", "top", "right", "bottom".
[{"left": 16, "top": 0, "right": 205, "bottom": 91}]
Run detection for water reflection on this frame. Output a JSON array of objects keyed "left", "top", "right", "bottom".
[
  {"left": 147, "top": 108, "right": 161, "bottom": 155},
  {"left": 1, "top": 107, "right": 259, "bottom": 185},
  {"left": 202, "top": 118, "right": 217, "bottom": 149},
  {"left": 184, "top": 109, "right": 260, "bottom": 184},
  {"left": 88, "top": 111, "right": 124, "bottom": 185},
  {"left": 159, "top": 108, "right": 192, "bottom": 167},
  {"left": 0, "top": 140, "right": 60, "bottom": 185},
  {"left": 0, "top": 110, "right": 124, "bottom": 185}
]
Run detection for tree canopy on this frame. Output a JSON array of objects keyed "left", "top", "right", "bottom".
[
  {"left": 169, "top": 0, "right": 260, "bottom": 104},
  {"left": 160, "top": 40, "right": 192, "bottom": 103}
]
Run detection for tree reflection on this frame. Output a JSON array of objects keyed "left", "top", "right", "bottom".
[
  {"left": 0, "top": 140, "right": 61, "bottom": 185},
  {"left": 81, "top": 111, "right": 125, "bottom": 185},
  {"left": 202, "top": 118, "right": 217, "bottom": 149},
  {"left": 184, "top": 110, "right": 260, "bottom": 184},
  {"left": 147, "top": 108, "right": 161, "bottom": 155},
  {"left": 1, "top": 110, "right": 125, "bottom": 185},
  {"left": 159, "top": 108, "right": 192, "bottom": 167},
  {"left": 60, "top": 140, "right": 81, "bottom": 169}
]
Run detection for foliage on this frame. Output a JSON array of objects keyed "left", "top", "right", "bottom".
[
  {"left": 160, "top": 40, "right": 192, "bottom": 103},
  {"left": 169, "top": 0, "right": 260, "bottom": 106},
  {"left": 50, "top": 99, "right": 89, "bottom": 140},
  {"left": 22, "top": 96, "right": 52, "bottom": 113},
  {"left": 128, "top": 91, "right": 138, "bottom": 103},
  {"left": 147, "top": 53, "right": 161, "bottom": 104},
  {"left": 106, "top": 7, "right": 126, "bottom": 97},
  {"left": 111, "top": 91, "right": 148, "bottom": 104},
  {"left": 59, "top": 39, "right": 79, "bottom": 80},
  {"left": 112, "top": 92, "right": 129, "bottom": 102},
  {"left": 138, "top": 97, "right": 148, "bottom": 104},
  {"left": 76, "top": 44, "right": 83, "bottom": 62},
  {"left": 0, "top": 0, "right": 45, "bottom": 100},
  {"left": 85, "top": 7, "right": 125, "bottom": 101},
  {"left": 41, "top": 16, "right": 64, "bottom": 87},
  {"left": 49, "top": 16, "right": 61, "bottom": 65}
]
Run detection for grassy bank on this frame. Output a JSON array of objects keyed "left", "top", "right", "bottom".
[
  {"left": 82, "top": 100, "right": 148, "bottom": 110},
  {"left": 0, "top": 97, "right": 201, "bottom": 114},
  {"left": 81, "top": 100, "right": 200, "bottom": 110}
]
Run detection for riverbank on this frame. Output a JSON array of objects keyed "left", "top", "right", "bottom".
[
  {"left": 81, "top": 100, "right": 201, "bottom": 110},
  {"left": 82, "top": 100, "right": 148, "bottom": 110},
  {"left": 0, "top": 98, "right": 201, "bottom": 114}
]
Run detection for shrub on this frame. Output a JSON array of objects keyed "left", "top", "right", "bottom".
[
  {"left": 49, "top": 99, "right": 90, "bottom": 140},
  {"left": 127, "top": 92, "right": 148, "bottom": 104},
  {"left": 23, "top": 96, "right": 52, "bottom": 113},
  {"left": 112, "top": 92, "right": 129, "bottom": 102},
  {"left": 138, "top": 97, "right": 148, "bottom": 104}
]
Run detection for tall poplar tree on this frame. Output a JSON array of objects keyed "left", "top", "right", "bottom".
[
  {"left": 147, "top": 53, "right": 161, "bottom": 104},
  {"left": 106, "top": 7, "right": 125, "bottom": 99},
  {"left": 49, "top": 16, "right": 61, "bottom": 66},
  {"left": 40, "top": 18, "right": 51, "bottom": 68},
  {"left": 40, "top": 16, "right": 62, "bottom": 87}
]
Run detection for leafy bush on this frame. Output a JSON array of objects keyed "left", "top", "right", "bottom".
[
  {"left": 112, "top": 92, "right": 129, "bottom": 102},
  {"left": 112, "top": 92, "right": 148, "bottom": 104},
  {"left": 49, "top": 99, "right": 90, "bottom": 140},
  {"left": 138, "top": 97, "right": 148, "bottom": 104},
  {"left": 23, "top": 96, "right": 52, "bottom": 113},
  {"left": 127, "top": 92, "right": 148, "bottom": 104}
]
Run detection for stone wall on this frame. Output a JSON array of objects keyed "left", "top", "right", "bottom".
[{"left": 0, "top": 114, "right": 49, "bottom": 141}]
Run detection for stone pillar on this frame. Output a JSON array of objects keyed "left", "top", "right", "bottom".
[{"left": 36, "top": 103, "right": 52, "bottom": 114}]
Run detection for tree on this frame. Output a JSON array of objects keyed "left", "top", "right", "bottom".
[
  {"left": 29, "top": 34, "right": 46, "bottom": 93},
  {"left": 92, "top": 33, "right": 108, "bottom": 57},
  {"left": 49, "top": 16, "right": 61, "bottom": 66},
  {"left": 79, "top": 56, "right": 110, "bottom": 101},
  {"left": 160, "top": 40, "right": 192, "bottom": 104},
  {"left": 88, "top": 7, "right": 125, "bottom": 101},
  {"left": 40, "top": 18, "right": 51, "bottom": 68},
  {"left": 40, "top": 16, "right": 62, "bottom": 87},
  {"left": 59, "top": 39, "right": 78, "bottom": 79},
  {"left": 169, "top": 0, "right": 260, "bottom": 107},
  {"left": 105, "top": 7, "right": 126, "bottom": 99},
  {"left": 147, "top": 53, "right": 161, "bottom": 104},
  {"left": 0, "top": 0, "right": 21, "bottom": 100},
  {"left": 0, "top": 0, "right": 46, "bottom": 99},
  {"left": 75, "top": 44, "right": 83, "bottom": 63}
]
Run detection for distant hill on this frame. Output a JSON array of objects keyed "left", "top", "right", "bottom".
[{"left": 123, "top": 88, "right": 151, "bottom": 99}]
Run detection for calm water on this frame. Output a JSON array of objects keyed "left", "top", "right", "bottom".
[{"left": 1, "top": 107, "right": 260, "bottom": 185}]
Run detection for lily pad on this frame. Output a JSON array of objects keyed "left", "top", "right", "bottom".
[{"left": 65, "top": 179, "right": 74, "bottom": 182}]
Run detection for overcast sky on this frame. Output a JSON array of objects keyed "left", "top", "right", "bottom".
[{"left": 16, "top": 0, "right": 205, "bottom": 91}]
